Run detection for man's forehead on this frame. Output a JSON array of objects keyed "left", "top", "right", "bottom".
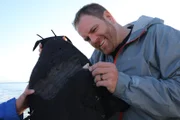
[
  {"left": 78, "top": 15, "right": 96, "bottom": 27},
  {"left": 76, "top": 16, "right": 93, "bottom": 36},
  {"left": 76, "top": 15, "right": 99, "bottom": 35}
]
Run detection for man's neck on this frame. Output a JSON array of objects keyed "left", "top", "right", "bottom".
[
  {"left": 116, "top": 26, "right": 131, "bottom": 46},
  {"left": 111, "top": 27, "right": 132, "bottom": 58}
]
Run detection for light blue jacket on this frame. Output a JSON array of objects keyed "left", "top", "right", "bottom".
[
  {"left": 0, "top": 98, "right": 21, "bottom": 120},
  {"left": 90, "top": 15, "right": 180, "bottom": 120}
]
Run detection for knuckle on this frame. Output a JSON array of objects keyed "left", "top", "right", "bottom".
[
  {"left": 92, "top": 71, "right": 95, "bottom": 76},
  {"left": 95, "top": 76, "right": 100, "bottom": 82},
  {"left": 94, "top": 69, "right": 100, "bottom": 75}
]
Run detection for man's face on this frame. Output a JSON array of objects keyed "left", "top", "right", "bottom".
[{"left": 76, "top": 14, "right": 117, "bottom": 55}]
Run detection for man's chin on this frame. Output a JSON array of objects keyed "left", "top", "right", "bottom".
[
  {"left": 98, "top": 47, "right": 111, "bottom": 55},
  {"left": 101, "top": 50, "right": 111, "bottom": 55}
]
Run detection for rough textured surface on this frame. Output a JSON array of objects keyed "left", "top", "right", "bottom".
[{"left": 26, "top": 36, "right": 129, "bottom": 120}]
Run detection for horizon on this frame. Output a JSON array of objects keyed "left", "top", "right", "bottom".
[{"left": 0, "top": 0, "right": 180, "bottom": 82}]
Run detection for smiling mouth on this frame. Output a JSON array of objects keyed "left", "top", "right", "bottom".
[{"left": 99, "top": 40, "right": 105, "bottom": 48}]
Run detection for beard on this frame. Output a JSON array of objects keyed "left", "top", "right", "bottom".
[{"left": 101, "top": 22, "right": 117, "bottom": 54}]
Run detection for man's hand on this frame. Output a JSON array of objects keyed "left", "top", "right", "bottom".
[
  {"left": 16, "top": 85, "right": 35, "bottom": 115},
  {"left": 89, "top": 62, "right": 118, "bottom": 93}
]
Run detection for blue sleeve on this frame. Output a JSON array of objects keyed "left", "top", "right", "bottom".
[{"left": 0, "top": 98, "right": 21, "bottom": 120}]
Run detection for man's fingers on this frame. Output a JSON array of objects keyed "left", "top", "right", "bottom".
[
  {"left": 100, "top": 73, "right": 109, "bottom": 80},
  {"left": 96, "top": 80, "right": 109, "bottom": 87},
  {"left": 89, "top": 62, "right": 118, "bottom": 93},
  {"left": 94, "top": 73, "right": 110, "bottom": 83},
  {"left": 92, "top": 68, "right": 110, "bottom": 76},
  {"left": 89, "top": 62, "right": 113, "bottom": 71},
  {"left": 96, "top": 80, "right": 114, "bottom": 93},
  {"left": 94, "top": 74, "right": 102, "bottom": 83}
]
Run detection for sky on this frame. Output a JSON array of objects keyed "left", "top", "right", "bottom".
[{"left": 0, "top": 0, "right": 180, "bottom": 82}]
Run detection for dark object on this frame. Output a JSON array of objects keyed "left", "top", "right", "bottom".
[
  {"left": 25, "top": 31, "right": 129, "bottom": 120},
  {"left": 33, "top": 30, "right": 72, "bottom": 51}
]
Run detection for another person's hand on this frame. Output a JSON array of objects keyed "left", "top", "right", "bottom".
[
  {"left": 39, "top": 43, "right": 43, "bottom": 55},
  {"left": 16, "top": 85, "right": 35, "bottom": 115},
  {"left": 89, "top": 62, "right": 118, "bottom": 93}
]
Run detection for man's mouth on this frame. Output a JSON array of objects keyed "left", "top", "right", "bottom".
[{"left": 99, "top": 40, "right": 105, "bottom": 48}]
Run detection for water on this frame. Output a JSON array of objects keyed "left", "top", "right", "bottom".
[
  {"left": 0, "top": 82, "right": 29, "bottom": 118},
  {"left": 0, "top": 82, "right": 28, "bottom": 103}
]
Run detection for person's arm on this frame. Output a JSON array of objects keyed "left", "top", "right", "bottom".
[
  {"left": 0, "top": 98, "right": 20, "bottom": 120},
  {"left": 15, "top": 85, "right": 34, "bottom": 115},
  {"left": 0, "top": 85, "right": 34, "bottom": 120},
  {"left": 114, "top": 24, "right": 180, "bottom": 118}
]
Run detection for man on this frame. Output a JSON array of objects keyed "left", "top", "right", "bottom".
[
  {"left": 72, "top": 3, "right": 180, "bottom": 120},
  {"left": 0, "top": 86, "right": 34, "bottom": 120}
]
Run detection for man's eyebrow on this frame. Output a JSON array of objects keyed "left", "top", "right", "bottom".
[
  {"left": 89, "top": 25, "right": 98, "bottom": 33},
  {"left": 83, "top": 24, "right": 98, "bottom": 41}
]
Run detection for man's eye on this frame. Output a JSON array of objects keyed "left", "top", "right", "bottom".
[
  {"left": 84, "top": 37, "right": 90, "bottom": 41},
  {"left": 91, "top": 27, "right": 97, "bottom": 33},
  {"left": 92, "top": 28, "right": 96, "bottom": 32}
]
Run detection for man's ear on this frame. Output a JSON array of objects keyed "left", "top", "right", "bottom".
[{"left": 103, "top": 10, "right": 116, "bottom": 23}]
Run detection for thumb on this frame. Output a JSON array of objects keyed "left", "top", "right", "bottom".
[{"left": 26, "top": 89, "right": 35, "bottom": 96}]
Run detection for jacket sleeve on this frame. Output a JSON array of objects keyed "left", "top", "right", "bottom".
[
  {"left": 0, "top": 98, "right": 21, "bottom": 120},
  {"left": 113, "top": 24, "right": 180, "bottom": 118}
]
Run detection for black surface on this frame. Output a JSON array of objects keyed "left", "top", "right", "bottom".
[{"left": 26, "top": 36, "right": 129, "bottom": 120}]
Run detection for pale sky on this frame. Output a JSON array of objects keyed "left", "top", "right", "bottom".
[{"left": 0, "top": 0, "right": 180, "bottom": 82}]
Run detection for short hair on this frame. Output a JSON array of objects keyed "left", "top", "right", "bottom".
[{"left": 72, "top": 3, "right": 107, "bottom": 29}]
